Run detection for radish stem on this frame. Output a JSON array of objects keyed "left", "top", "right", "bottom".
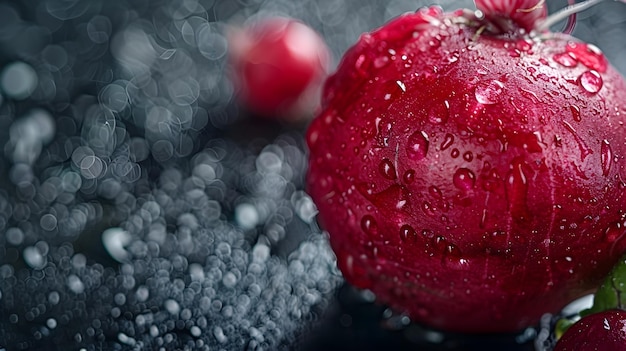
[{"left": 536, "top": 0, "right": 613, "bottom": 32}]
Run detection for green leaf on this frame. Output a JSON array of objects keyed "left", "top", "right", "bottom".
[
  {"left": 581, "top": 256, "right": 626, "bottom": 317},
  {"left": 554, "top": 317, "right": 576, "bottom": 339}
]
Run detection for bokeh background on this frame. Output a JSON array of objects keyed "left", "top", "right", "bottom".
[{"left": 0, "top": 0, "right": 625, "bottom": 350}]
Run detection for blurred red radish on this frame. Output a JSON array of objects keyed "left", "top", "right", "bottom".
[
  {"left": 228, "top": 17, "right": 330, "bottom": 120},
  {"left": 554, "top": 310, "right": 626, "bottom": 351},
  {"left": 555, "top": 254, "right": 626, "bottom": 350},
  {"left": 306, "top": 0, "right": 626, "bottom": 333}
]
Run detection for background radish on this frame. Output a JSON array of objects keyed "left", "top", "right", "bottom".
[
  {"left": 228, "top": 17, "right": 330, "bottom": 120},
  {"left": 554, "top": 310, "right": 626, "bottom": 350},
  {"left": 307, "top": 0, "right": 626, "bottom": 333},
  {"left": 553, "top": 255, "right": 626, "bottom": 350}
]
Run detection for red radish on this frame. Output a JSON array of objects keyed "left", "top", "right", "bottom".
[
  {"left": 228, "top": 17, "right": 330, "bottom": 120},
  {"left": 306, "top": 0, "right": 626, "bottom": 333},
  {"left": 554, "top": 310, "right": 626, "bottom": 351},
  {"left": 554, "top": 254, "right": 626, "bottom": 349}
]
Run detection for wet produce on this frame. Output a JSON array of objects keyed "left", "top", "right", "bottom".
[{"left": 307, "top": 0, "right": 626, "bottom": 333}]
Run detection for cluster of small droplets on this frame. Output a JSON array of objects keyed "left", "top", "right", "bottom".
[{"left": 0, "top": 133, "right": 342, "bottom": 350}]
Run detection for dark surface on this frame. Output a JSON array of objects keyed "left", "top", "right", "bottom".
[{"left": 0, "top": 0, "right": 624, "bottom": 350}]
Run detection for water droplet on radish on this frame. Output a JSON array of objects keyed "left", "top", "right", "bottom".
[
  {"left": 475, "top": 80, "right": 504, "bottom": 105},
  {"left": 451, "top": 148, "right": 460, "bottom": 158},
  {"left": 428, "top": 100, "right": 450, "bottom": 124},
  {"left": 569, "top": 105, "right": 581, "bottom": 122},
  {"left": 440, "top": 133, "right": 454, "bottom": 150},
  {"left": 453, "top": 168, "right": 475, "bottom": 190},
  {"left": 407, "top": 131, "right": 429, "bottom": 161},
  {"left": 403, "top": 170, "right": 416, "bottom": 184},
  {"left": 553, "top": 52, "right": 577, "bottom": 68},
  {"left": 400, "top": 224, "right": 417, "bottom": 242},
  {"left": 578, "top": 70, "right": 603, "bottom": 94},
  {"left": 379, "top": 158, "right": 397, "bottom": 180},
  {"left": 361, "top": 215, "right": 379, "bottom": 237},
  {"left": 601, "top": 139, "right": 612, "bottom": 176}
]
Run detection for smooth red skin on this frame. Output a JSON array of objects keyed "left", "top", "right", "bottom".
[
  {"left": 306, "top": 8, "right": 626, "bottom": 333},
  {"left": 555, "top": 310, "right": 626, "bottom": 350},
  {"left": 230, "top": 17, "right": 329, "bottom": 118}
]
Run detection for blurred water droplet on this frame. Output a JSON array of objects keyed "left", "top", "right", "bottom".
[
  {"left": 252, "top": 243, "right": 270, "bottom": 263},
  {"left": 373, "top": 56, "right": 389, "bottom": 68},
  {"left": 23, "top": 245, "right": 46, "bottom": 269},
  {"left": 0, "top": 61, "right": 38, "bottom": 99},
  {"left": 506, "top": 160, "right": 531, "bottom": 222},
  {"left": 165, "top": 299, "right": 181, "bottom": 315},
  {"left": 235, "top": 203, "right": 259, "bottom": 229},
  {"left": 354, "top": 54, "right": 370, "bottom": 76},
  {"left": 570, "top": 104, "right": 581, "bottom": 122},
  {"left": 102, "top": 227, "right": 131, "bottom": 263},
  {"left": 214, "top": 326, "right": 227, "bottom": 343},
  {"left": 566, "top": 42, "right": 607, "bottom": 72},
  {"left": 6, "top": 227, "right": 24, "bottom": 246},
  {"left": 400, "top": 224, "right": 416, "bottom": 242},
  {"left": 67, "top": 274, "right": 85, "bottom": 294},
  {"left": 46, "top": 318, "right": 57, "bottom": 329},
  {"left": 601, "top": 139, "right": 612, "bottom": 176},
  {"left": 428, "top": 100, "right": 449, "bottom": 124},
  {"left": 440, "top": 133, "right": 454, "bottom": 150},
  {"left": 198, "top": 28, "right": 228, "bottom": 60},
  {"left": 361, "top": 215, "right": 379, "bottom": 238},
  {"left": 99, "top": 83, "right": 129, "bottom": 112},
  {"left": 453, "top": 168, "right": 475, "bottom": 190},
  {"left": 406, "top": 131, "right": 429, "bottom": 162},
  {"left": 40, "top": 213, "right": 57, "bottom": 231},
  {"left": 222, "top": 271, "right": 238, "bottom": 288},
  {"left": 604, "top": 222, "right": 625, "bottom": 242},
  {"left": 379, "top": 158, "right": 397, "bottom": 180},
  {"left": 553, "top": 52, "right": 577, "bottom": 67}
]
